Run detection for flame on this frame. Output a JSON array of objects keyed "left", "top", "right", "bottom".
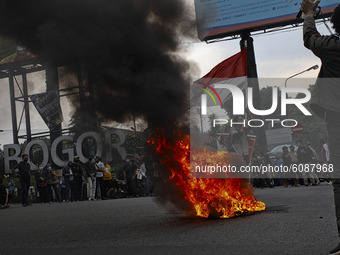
[{"left": 148, "top": 130, "right": 265, "bottom": 218}]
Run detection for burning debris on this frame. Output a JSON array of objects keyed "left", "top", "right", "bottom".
[{"left": 149, "top": 130, "right": 265, "bottom": 218}]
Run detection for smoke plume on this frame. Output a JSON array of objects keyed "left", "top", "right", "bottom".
[
  {"left": 0, "top": 0, "right": 194, "bottom": 128},
  {"left": 0, "top": 0, "right": 198, "bottom": 213}
]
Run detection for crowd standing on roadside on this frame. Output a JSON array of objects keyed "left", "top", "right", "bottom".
[
  {"left": 2, "top": 153, "right": 155, "bottom": 209},
  {"left": 250, "top": 138, "right": 333, "bottom": 189},
  {"left": 1, "top": 137, "right": 332, "bottom": 209}
]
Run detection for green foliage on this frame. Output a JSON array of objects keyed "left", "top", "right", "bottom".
[{"left": 69, "top": 108, "right": 102, "bottom": 157}]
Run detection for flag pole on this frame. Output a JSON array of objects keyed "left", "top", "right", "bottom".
[
  {"left": 200, "top": 106, "right": 204, "bottom": 133},
  {"left": 240, "top": 32, "right": 268, "bottom": 156}
]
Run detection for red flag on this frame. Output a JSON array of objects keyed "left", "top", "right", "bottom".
[
  {"left": 193, "top": 49, "right": 247, "bottom": 107},
  {"left": 195, "top": 49, "right": 247, "bottom": 85}
]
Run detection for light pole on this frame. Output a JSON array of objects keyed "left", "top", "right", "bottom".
[
  {"left": 284, "top": 65, "right": 319, "bottom": 139},
  {"left": 284, "top": 65, "right": 319, "bottom": 87}
]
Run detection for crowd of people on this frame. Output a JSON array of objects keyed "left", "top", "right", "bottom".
[
  {"left": 251, "top": 139, "right": 331, "bottom": 189},
  {"left": 0, "top": 135, "right": 330, "bottom": 210},
  {"left": 0, "top": 153, "right": 154, "bottom": 209}
]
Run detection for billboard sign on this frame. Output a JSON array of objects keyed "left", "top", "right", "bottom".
[{"left": 195, "top": 0, "right": 339, "bottom": 41}]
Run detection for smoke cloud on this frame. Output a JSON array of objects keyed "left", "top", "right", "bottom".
[
  {"left": 0, "top": 0, "right": 198, "bottom": 213},
  {"left": 0, "top": 0, "right": 194, "bottom": 128}
]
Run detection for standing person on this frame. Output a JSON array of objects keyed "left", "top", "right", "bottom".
[
  {"left": 272, "top": 154, "right": 283, "bottom": 186},
  {"left": 307, "top": 142, "right": 320, "bottom": 184},
  {"left": 230, "top": 116, "right": 249, "bottom": 164},
  {"left": 0, "top": 177, "right": 9, "bottom": 209},
  {"left": 251, "top": 150, "right": 264, "bottom": 188},
  {"left": 297, "top": 140, "right": 319, "bottom": 185},
  {"left": 289, "top": 145, "right": 300, "bottom": 187},
  {"left": 57, "top": 174, "right": 63, "bottom": 201},
  {"left": 5, "top": 175, "right": 16, "bottom": 203},
  {"left": 71, "top": 156, "right": 83, "bottom": 202},
  {"left": 13, "top": 154, "right": 31, "bottom": 207},
  {"left": 35, "top": 165, "right": 48, "bottom": 204},
  {"left": 301, "top": 1, "right": 340, "bottom": 252},
  {"left": 321, "top": 138, "right": 332, "bottom": 183},
  {"left": 103, "top": 162, "right": 112, "bottom": 199},
  {"left": 45, "top": 164, "right": 61, "bottom": 203},
  {"left": 282, "top": 146, "right": 292, "bottom": 188},
  {"left": 94, "top": 156, "right": 105, "bottom": 200},
  {"left": 140, "top": 159, "right": 150, "bottom": 196},
  {"left": 263, "top": 152, "right": 274, "bottom": 188},
  {"left": 307, "top": 142, "right": 319, "bottom": 161},
  {"left": 85, "top": 155, "right": 96, "bottom": 201},
  {"left": 123, "top": 158, "right": 137, "bottom": 197},
  {"left": 62, "top": 161, "right": 74, "bottom": 202},
  {"left": 321, "top": 138, "right": 331, "bottom": 164}
]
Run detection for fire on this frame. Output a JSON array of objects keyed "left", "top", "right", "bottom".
[{"left": 148, "top": 130, "right": 265, "bottom": 218}]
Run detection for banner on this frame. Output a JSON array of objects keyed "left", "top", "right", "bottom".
[{"left": 30, "top": 91, "right": 63, "bottom": 129}]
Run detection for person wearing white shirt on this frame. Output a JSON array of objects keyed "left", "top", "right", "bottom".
[
  {"left": 323, "top": 142, "right": 331, "bottom": 163},
  {"left": 140, "top": 160, "right": 150, "bottom": 196},
  {"left": 95, "top": 156, "right": 105, "bottom": 200}
]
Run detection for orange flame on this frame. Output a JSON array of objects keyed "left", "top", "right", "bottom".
[{"left": 148, "top": 130, "right": 265, "bottom": 218}]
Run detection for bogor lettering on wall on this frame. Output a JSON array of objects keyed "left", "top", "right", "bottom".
[{"left": 4, "top": 130, "right": 127, "bottom": 174}]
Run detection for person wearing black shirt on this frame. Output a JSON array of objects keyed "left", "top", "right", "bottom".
[
  {"left": 0, "top": 177, "right": 9, "bottom": 209},
  {"left": 14, "top": 154, "right": 31, "bottom": 207},
  {"left": 85, "top": 155, "right": 96, "bottom": 201},
  {"left": 282, "top": 146, "right": 292, "bottom": 188},
  {"left": 301, "top": 1, "right": 340, "bottom": 252},
  {"left": 34, "top": 165, "right": 48, "bottom": 204},
  {"left": 297, "top": 140, "right": 318, "bottom": 185},
  {"left": 62, "top": 161, "right": 74, "bottom": 202},
  {"left": 124, "top": 158, "right": 137, "bottom": 197},
  {"left": 71, "top": 156, "right": 84, "bottom": 201}
]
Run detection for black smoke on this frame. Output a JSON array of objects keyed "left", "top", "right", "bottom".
[
  {"left": 0, "top": 0, "right": 197, "bottom": 213},
  {"left": 0, "top": 0, "right": 194, "bottom": 128}
]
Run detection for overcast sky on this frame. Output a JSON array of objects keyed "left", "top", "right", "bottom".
[{"left": 0, "top": 1, "right": 332, "bottom": 148}]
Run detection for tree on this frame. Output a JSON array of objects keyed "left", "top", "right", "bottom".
[
  {"left": 68, "top": 108, "right": 102, "bottom": 157},
  {"left": 69, "top": 109, "right": 93, "bottom": 139}
]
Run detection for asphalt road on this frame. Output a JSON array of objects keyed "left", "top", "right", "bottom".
[{"left": 0, "top": 183, "right": 338, "bottom": 255}]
